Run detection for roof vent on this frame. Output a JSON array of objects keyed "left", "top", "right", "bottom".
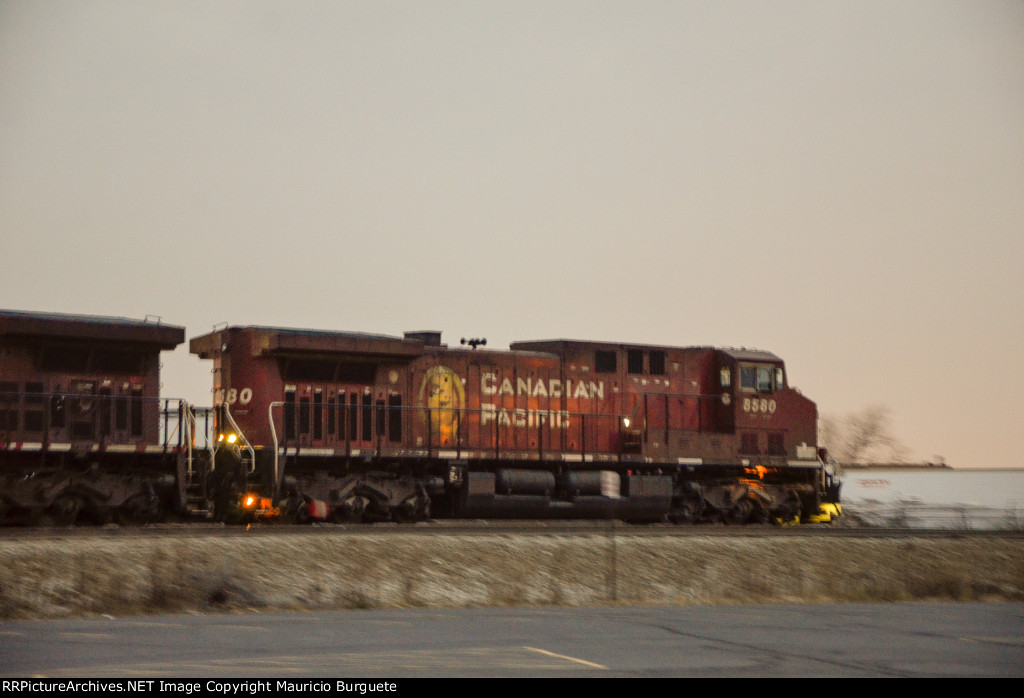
[{"left": 404, "top": 330, "right": 442, "bottom": 346}]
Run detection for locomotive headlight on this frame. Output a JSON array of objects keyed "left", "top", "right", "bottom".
[
  {"left": 227, "top": 433, "right": 238, "bottom": 444},
  {"left": 622, "top": 417, "right": 630, "bottom": 428},
  {"left": 243, "top": 495, "right": 256, "bottom": 508}
]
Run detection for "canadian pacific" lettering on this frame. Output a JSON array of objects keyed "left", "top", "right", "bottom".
[
  {"left": 479, "top": 373, "right": 605, "bottom": 429},
  {"left": 480, "top": 373, "right": 604, "bottom": 400}
]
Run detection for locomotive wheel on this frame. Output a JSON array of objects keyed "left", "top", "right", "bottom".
[
  {"left": 391, "top": 493, "right": 430, "bottom": 523},
  {"left": 49, "top": 495, "right": 82, "bottom": 526},
  {"left": 330, "top": 495, "right": 368, "bottom": 523},
  {"left": 724, "top": 498, "right": 753, "bottom": 525},
  {"left": 668, "top": 498, "right": 703, "bottom": 524},
  {"left": 772, "top": 491, "right": 802, "bottom": 524},
  {"left": 278, "top": 495, "right": 303, "bottom": 523},
  {"left": 747, "top": 498, "right": 770, "bottom": 524},
  {"left": 31, "top": 512, "right": 55, "bottom": 527},
  {"left": 115, "top": 493, "right": 160, "bottom": 526}
]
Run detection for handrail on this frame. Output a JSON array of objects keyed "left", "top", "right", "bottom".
[
  {"left": 221, "top": 402, "right": 256, "bottom": 474},
  {"left": 268, "top": 401, "right": 284, "bottom": 502},
  {"left": 180, "top": 401, "right": 215, "bottom": 481},
  {"left": 276, "top": 402, "right": 630, "bottom": 462},
  {"left": 182, "top": 400, "right": 193, "bottom": 479}
]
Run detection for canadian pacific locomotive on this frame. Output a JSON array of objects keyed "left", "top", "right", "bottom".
[
  {"left": 0, "top": 310, "right": 194, "bottom": 525},
  {"left": 0, "top": 309, "right": 841, "bottom": 525}
]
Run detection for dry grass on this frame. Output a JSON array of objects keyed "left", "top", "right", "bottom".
[{"left": 1, "top": 533, "right": 1021, "bottom": 620}]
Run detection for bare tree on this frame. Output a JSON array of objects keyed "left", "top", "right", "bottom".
[{"left": 819, "top": 404, "right": 908, "bottom": 464}]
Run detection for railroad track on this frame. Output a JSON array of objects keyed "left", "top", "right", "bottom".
[{"left": 3, "top": 520, "right": 1022, "bottom": 540}]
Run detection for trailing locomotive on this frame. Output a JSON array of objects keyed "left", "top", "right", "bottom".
[
  {"left": 0, "top": 310, "right": 206, "bottom": 525},
  {"left": 0, "top": 309, "right": 841, "bottom": 525}
]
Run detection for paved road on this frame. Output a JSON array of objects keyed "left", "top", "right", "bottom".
[{"left": 2, "top": 603, "right": 1021, "bottom": 677}]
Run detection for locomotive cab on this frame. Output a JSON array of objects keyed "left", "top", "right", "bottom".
[
  {"left": 704, "top": 348, "right": 833, "bottom": 523},
  {"left": 715, "top": 348, "right": 818, "bottom": 465}
]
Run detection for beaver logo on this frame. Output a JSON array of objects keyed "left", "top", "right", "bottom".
[{"left": 417, "top": 366, "right": 465, "bottom": 446}]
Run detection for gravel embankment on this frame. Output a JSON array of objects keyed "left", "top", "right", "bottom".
[{"left": 1, "top": 530, "right": 1021, "bottom": 620}]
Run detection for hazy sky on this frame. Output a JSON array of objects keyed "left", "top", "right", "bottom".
[{"left": 2, "top": 1, "right": 1022, "bottom": 469}]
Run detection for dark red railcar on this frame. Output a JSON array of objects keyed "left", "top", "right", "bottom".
[
  {"left": 0, "top": 310, "right": 195, "bottom": 524},
  {"left": 190, "top": 325, "right": 839, "bottom": 524}
]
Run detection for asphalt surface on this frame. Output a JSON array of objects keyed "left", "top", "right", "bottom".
[{"left": 2, "top": 602, "right": 1022, "bottom": 677}]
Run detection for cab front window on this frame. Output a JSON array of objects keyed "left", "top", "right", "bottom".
[{"left": 739, "top": 364, "right": 782, "bottom": 393}]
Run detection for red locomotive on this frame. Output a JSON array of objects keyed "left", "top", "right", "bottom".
[
  {"left": 0, "top": 310, "right": 202, "bottom": 524},
  {"left": 0, "top": 309, "right": 841, "bottom": 525},
  {"left": 189, "top": 324, "right": 840, "bottom": 524}
]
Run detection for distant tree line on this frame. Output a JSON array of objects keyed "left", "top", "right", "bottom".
[{"left": 818, "top": 404, "right": 909, "bottom": 464}]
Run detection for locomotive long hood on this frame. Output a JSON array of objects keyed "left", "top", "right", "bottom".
[
  {"left": 0, "top": 309, "right": 183, "bottom": 349},
  {"left": 190, "top": 326, "right": 425, "bottom": 359}
]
